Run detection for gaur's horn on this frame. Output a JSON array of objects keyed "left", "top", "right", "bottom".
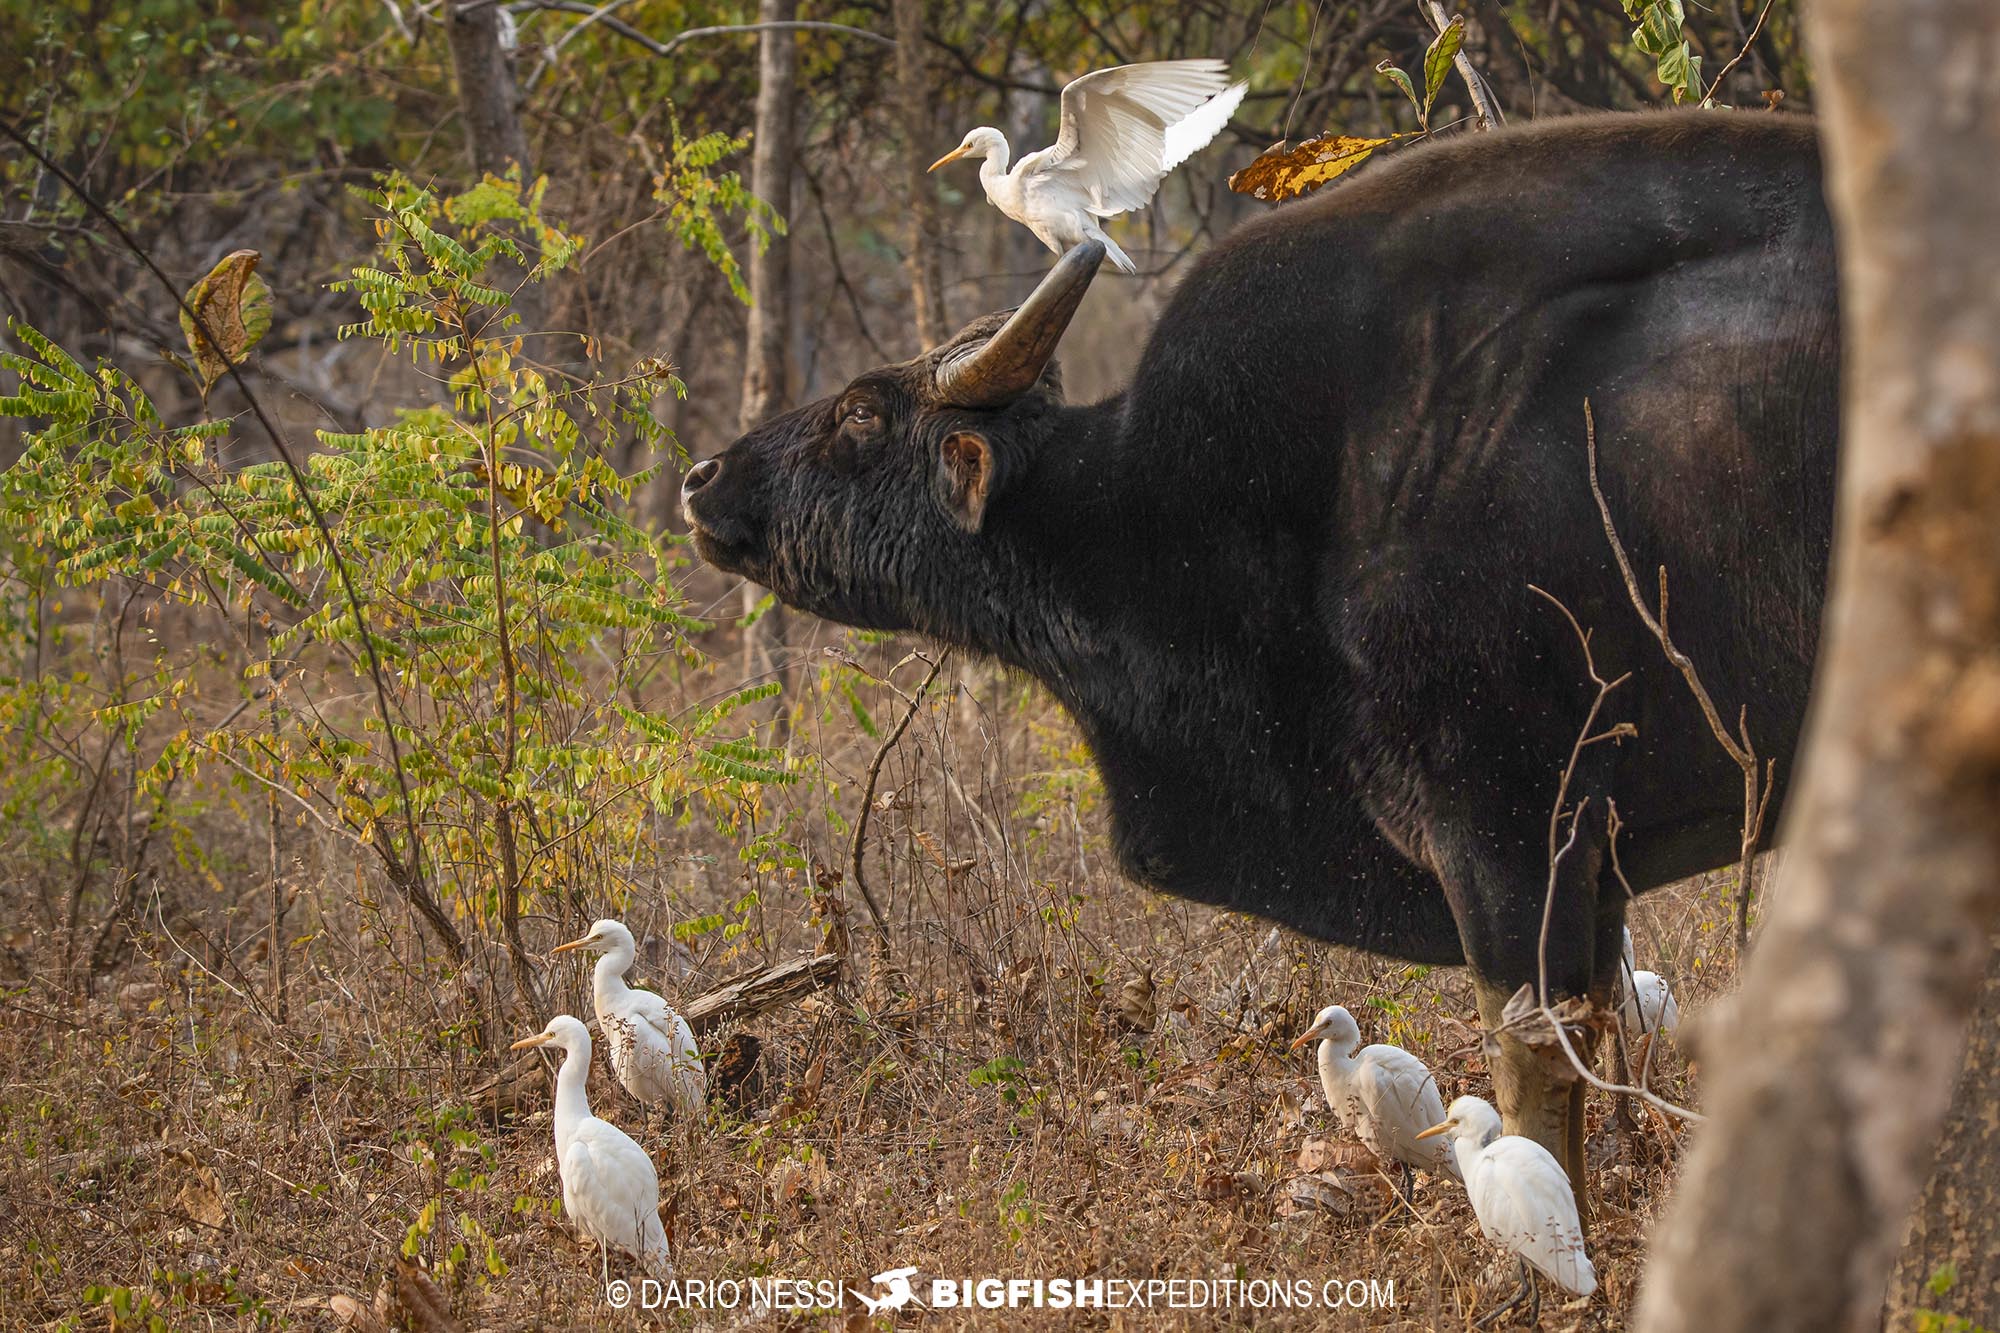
[{"left": 935, "top": 239, "right": 1105, "bottom": 408}]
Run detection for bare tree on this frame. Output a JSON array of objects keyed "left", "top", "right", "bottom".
[
  {"left": 1634, "top": 1, "right": 2000, "bottom": 1329},
  {"left": 738, "top": 0, "right": 799, "bottom": 694},
  {"left": 893, "top": 0, "right": 950, "bottom": 348}
]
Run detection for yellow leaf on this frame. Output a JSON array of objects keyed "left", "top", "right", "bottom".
[{"left": 1227, "top": 133, "right": 1404, "bottom": 203}]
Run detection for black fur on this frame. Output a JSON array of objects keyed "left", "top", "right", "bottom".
[{"left": 685, "top": 111, "right": 1838, "bottom": 1001}]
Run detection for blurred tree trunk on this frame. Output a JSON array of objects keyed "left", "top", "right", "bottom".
[
  {"left": 444, "top": 2, "right": 531, "bottom": 178},
  {"left": 443, "top": 1, "right": 544, "bottom": 336},
  {"left": 894, "top": 0, "right": 949, "bottom": 347},
  {"left": 738, "top": 0, "right": 798, "bottom": 705},
  {"left": 1633, "top": 2, "right": 2000, "bottom": 1330},
  {"left": 1885, "top": 944, "right": 2000, "bottom": 1327}
]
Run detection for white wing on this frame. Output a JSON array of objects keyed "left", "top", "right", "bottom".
[
  {"left": 1355, "top": 1045, "right": 1459, "bottom": 1179},
  {"left": 1162, "top": 80, "right": 1246, "bottom": 173},
  {"left": 1468, "top": 1138, "right": 1597, "bottom": 1296},
  {"left": 561, "top": 1117, "right": 672, "bottom": 1279},
  {"left": 602, "top": 989, "right": 707, "bottom": 1116},
  {"left": 1029, "top": 60, "right": 1238, "bottom": 218}
]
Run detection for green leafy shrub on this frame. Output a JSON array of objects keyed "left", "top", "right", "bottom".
[{"left": 0, "top": 172, "right": 791, "bottom": 990}]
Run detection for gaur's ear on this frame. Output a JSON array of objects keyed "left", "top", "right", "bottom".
[{"left": 938, "top": 431, "right": 994, "bottom": 532}]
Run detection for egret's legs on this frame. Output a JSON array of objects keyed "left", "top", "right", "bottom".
[{"left": 1474, "top": 1258, "right": 1537, "bottom": 1328}]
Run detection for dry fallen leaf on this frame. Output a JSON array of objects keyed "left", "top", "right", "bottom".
[
  {"left": 329, "top": 1293, "right": 390, "bottom": 1333},
  {"left": 1115, "top": 967, "right": 1156, "bottom": 1033},
  {"left": 393, "top": 1259, "right": 460, "bottom": 1333},
  {"left": 1300, "top": 1137, "right": 1387, "bottom": 1175},
  {"left": 171, "top": 1155, "right": 228, "bottom": 1231}
]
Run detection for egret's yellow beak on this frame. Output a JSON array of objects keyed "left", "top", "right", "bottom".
[
  {"left": 1289, "top": 1022, "right": 1329, "bottom": 1052},
  {"left": 928, "top": 145, "right": 971, "bottom": 173},
  {"left": 550, "top": 934, "right": 592, "bottom": 956},
  {"left": 510, "top": 1032, "right": 554, "bottom": 1051},
  {"left": 1415, "top": 1118, "right": 1456, "bottom": 1141}
]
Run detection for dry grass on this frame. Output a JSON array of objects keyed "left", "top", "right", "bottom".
[{"left": 0, "top": 629, "right": 1748, "bottom": 1332}]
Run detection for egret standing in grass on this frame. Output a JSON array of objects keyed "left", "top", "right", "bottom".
[
  {"left": 1620, "top": 927, "right": 1681, "bottom": 1040},
  {"left": 1418, "top": 1095, "right": 1595, "bottom": 1325},
  {"left": 928, "top": 59, "right": 1247, "bottom": 274},
  {"left": 552, "top": 919, "right": 705, "bottom": 1118},
  {"left": 511, "top": 1015, "right": 673, "bottom": 1283},
  {"left": 1291, "top": 1003, "right": 1459, "bottom": 1199}
]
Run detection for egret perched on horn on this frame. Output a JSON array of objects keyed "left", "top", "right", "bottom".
[
  {"left": 511, "top": 1015, "right": 673, "bottom": 1283},
  {"left": 1619, "top": 927, "right": 1680, "bottom": 1040},
  {"left": 1291, "top": 1003, "right": 1459, "bottom": 1198},
  {"left": 929, "top": 59, "right": 1247, "bottom": 274},
  {"left": 1418, "top": 1096, "right": 1595, "bottom": 1325},
  {"left": 552, "top": 919, "right": 705, "bottom": 1117}
]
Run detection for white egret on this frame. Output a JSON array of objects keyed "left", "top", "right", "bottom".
[
  {"left": 510, "top": 1015, "right": 673, "bottom": 1282},
  {"left": 1290, "top": 1003, "right": 1459, "bottom": 1199},
  {"left": 928, "top": 59, "right": 1248, "bottom": 274},
  {"left": 1620, "top": 927, "right": 1680, "bottom": 1040},
  {"left": 1418, "top": 1095, "right": 1596, "bottom": 1324},
  {"left": 552, "top": 919, "right": 706, "bottom": 1117}
]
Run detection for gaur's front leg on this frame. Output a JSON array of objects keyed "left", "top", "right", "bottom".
[{"left": 1433, "top": 787, "right": 1625, "bottom": 1220}]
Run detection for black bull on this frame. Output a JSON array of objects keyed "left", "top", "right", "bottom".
[{"left": 683, "top": 110, "right": 1838, "bottom": 1192}]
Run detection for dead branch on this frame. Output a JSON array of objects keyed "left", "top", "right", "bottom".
[
  {"left": 1586, "top": 402, "right": 1771, "bottom": 952},
  {"left": 680, "top": 951, "right": 843, "bottom": 1037},
  {"left": 848, "top": 652, "right": 948, "bottom": 940},
  {"left": 1523, "top": 584, "right": 1704, "bottom": 1124}
]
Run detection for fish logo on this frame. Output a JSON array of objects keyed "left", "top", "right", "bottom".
[{"left": 849, "top": 1266, "right": 921, "bottom": 1314}]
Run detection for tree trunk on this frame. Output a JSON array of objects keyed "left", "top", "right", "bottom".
[
  {"left": 443, "top": 1, "right": 544, "bottom": 336},
  {"left": 1884, "top": 941, "right": 2000, "bottom": 1328},
  {"left": 893, "top": 0, "right": 949, "bottom": 348},
  {"left": 737, "top": 0, "right": 798, "bottom": 701},
  {"left": 444, "top": 2, "right": 532, "bottom": 179},
  {"left": 1633, "top": 3, "right": 2000, "bottom": 1330}
]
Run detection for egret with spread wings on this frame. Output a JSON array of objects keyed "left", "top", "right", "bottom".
[{"left": 929, "top": 59, "right": 1247, "bottom": 274}]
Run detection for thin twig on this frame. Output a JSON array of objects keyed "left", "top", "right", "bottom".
[
  {"left": 1522, "top": 586, "right": 1704, "bottom": 1124},
  {"left": 1585, "top": 400, "right": 1769, "bottom": 952},
  {"left": 515, "top": 4, "right": 892, "bottom": 86},
  {"left": 1703, "top": 0, "right": 1777, "bottom": 104},
  {"left": 848, "top": 652, "right": 949, "bottom": 942}
]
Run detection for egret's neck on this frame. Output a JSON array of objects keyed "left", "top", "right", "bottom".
[
  {"left": 1317, "top": 1036, "right": 1360, "bottom": 1089},
  {"left": 552, "top": 1039, "right": 594, "bottom": 1153},
  {"left": 592, "top": 944, "right": 636, "bottom": 1008},
  {"left": 979, "top": 136, "right": 1012, "bottom": 184}
]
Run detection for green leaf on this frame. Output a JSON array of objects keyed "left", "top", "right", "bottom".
[
  {"left": 1657, "top": 43, "right": 1693, "bottom": 96},
  {"left": 1375, "top": 60, "right": 1420, "bottom": 116},
  {"left": 1422, "top": 17, "right": 1465, "bottom": 124},
  {"left": 1635, "top": 2, "right": 1684, "bottom": 56},
  {"left": 179, "top": 249, "right": 272, "bottom": 392}
]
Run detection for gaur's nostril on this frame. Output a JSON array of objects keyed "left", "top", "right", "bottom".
[{"left": 682, "top": 458, "right": 721, "bottom": 495}]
